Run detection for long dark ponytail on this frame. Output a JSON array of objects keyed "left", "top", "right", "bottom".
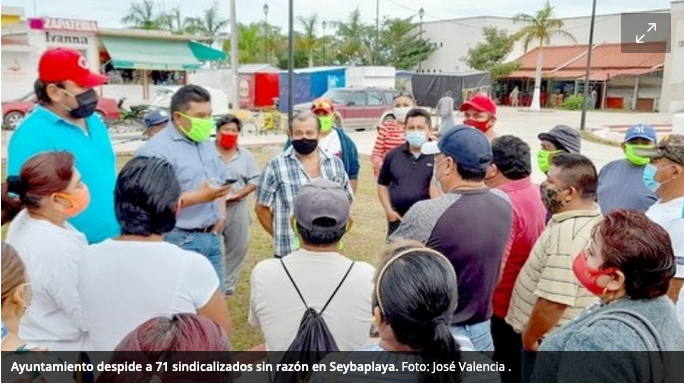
[{"left": 374, "top": 241, "right": 462, "bottom": 382}]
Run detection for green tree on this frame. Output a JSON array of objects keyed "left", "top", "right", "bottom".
[
  {"left": 223, "top": 22, "right": 286, "bottom": 65},
  {"left": 377, "top": 16, "right": 436, "bottom": 69},
  {"left": 185, "top": 1, "right": 229, "bottom": 44},
  {"left": 332, "top": 8, "right": 373, "bottom": 65},
  {"left": 464, "top": 26, "right": 521, "bottom": 81},
  {"left": 297, "top": 14, "right": 319, "bottom": 68},
  {"left": 158, "top": 6, "right": 190, "bottom": 34},
  {"left": 513, "top": 1, "right": 576, "bottom": 111},
  {"left": 121, "top": 0, "right": 160, "bottom": 30}
]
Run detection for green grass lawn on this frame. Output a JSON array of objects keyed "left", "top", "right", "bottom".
[{"left": 4, "top": 150, "right": 386, "bottom": 350}]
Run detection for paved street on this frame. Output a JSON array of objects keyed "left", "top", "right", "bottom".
[{"left": 2, "top": 106, "right": 674, "bottom": 184}]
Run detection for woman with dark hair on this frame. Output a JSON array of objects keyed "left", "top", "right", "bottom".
[
  {"left": 214, "top": 114, "right": 260, "bottom": 296},
  {"left": 79, "top": 157, "right": 232, "bottom": 351},
  {"left": 98, "top": 314, "right": 231, "bottom": 382},
  {"left": 2, "top": 151, "right": 89, "bottom": 350},
  {"left": 311, "top": 241, "right": 500, "bottom": 383},
  {"left": 1, "top": 243, "right": 37, "bottom": 351},
  {"left": 534, "top": 209, "right": 684, "bottom": 382},
  {"left": 371, "top": 92, "right": 415, "bottom": 178}
]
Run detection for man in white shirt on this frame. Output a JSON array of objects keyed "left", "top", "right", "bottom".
[
  {"left": 249, "top": 179, "right": 375, "bottom": 351},
  {"left": 636, "top": 134, "right": 684, "bottom": 303}
]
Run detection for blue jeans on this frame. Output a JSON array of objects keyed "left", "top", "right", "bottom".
[
  {"left": 451, "top": 319, "right": 494, "bottom": 352},
  {"left": 164, "top": 229, "right": 225, "bottom": 294}
]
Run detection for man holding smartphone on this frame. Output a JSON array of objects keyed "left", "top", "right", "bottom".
[{"left": 137, "top": 85, "right": 231, "bottom": 293}]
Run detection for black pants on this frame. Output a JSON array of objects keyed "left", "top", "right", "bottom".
[
  {"left": 491, "top": 315, "right": 523, "bottom": 383},
  {"left": 387, "top": 220, "right": 401, "bottom": 238}
]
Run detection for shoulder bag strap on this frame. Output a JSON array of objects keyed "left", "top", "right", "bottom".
[
  {"left": 320, "top": 262, "right": 355, "bottom": 315},
  {"left": 280, "top": 258, "right": 309, "bottom": 308}
]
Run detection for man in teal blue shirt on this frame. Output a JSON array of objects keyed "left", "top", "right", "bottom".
[{"left": 7, "top": 47, "right": 119, "bottom": 244}]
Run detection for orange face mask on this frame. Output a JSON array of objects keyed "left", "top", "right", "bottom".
[{"left": 55, "top": 185, "right": 90, "bottom": 217}]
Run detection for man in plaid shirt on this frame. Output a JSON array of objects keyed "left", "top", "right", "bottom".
[{"left": 256, "top": 113, "right": 354, "bottom": 257}]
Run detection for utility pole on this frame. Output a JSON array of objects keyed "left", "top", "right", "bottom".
[
  {"left": 288, "top": 0, "right": 294, "bottom": 126},
  {"left": 263, "top": 3, "right": 269, "bottom": 63},
  {"left": 322, "top": 21, "right": 327, "bottom": 65},
  {"left": 229, "top": 0, "right": 239, "bottom": 110},
  {"left": 375, "top": 0, "right": 380, "bottom": 65},
  {"left": 580, "top": 0, "right": 597, "bottom": 131},
  {"left": 418, "top": 7, "right": 425, "bottom": 73}
]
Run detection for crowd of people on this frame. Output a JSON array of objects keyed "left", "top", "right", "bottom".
[{"left": 2, "top": 46, "right": 684, "bottom": 383}]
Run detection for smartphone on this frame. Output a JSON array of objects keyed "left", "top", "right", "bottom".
[{"left": 222, "top": 178, "right": 239, "bottom": 186}]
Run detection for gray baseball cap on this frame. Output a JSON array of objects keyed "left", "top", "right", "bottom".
[
  {"left": 538, "top": 124, "right": 582, "bottom": 154},
  {"left": 294, "top": 179, "right": 350, "bottom": 231}
]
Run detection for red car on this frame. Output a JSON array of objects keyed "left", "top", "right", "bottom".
[
  {"left": 2, "top": 92, "right": 120, "bottom": 130},
  {"left": 294, "top": 87, "right": 398, "bottom": 131}
]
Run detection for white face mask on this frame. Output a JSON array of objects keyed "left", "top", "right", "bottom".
[
  {"left": 432, "top": 158, "right": 448, "bottom": 193},
  {"left": 393, "top": 107, "right": 412, "bottom": 123}
]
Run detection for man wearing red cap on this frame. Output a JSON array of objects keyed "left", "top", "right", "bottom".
[
  {"left": 7, "top": 47, "right": 119, "bottom": 244},
  {"left": 460, "top": 94, "right": 498, "bottom": 141}
]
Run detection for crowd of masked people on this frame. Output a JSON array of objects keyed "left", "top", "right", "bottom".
[{"left": 2, "top": 47, "right": 684, "bottom": 383}]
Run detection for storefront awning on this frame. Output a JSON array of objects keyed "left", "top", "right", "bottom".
[
  {"left": 101, "top": 36, "right": 202, "bottom": 71},
  {"left": 188, "top": 41, "right": 226, "bottom": 62}
]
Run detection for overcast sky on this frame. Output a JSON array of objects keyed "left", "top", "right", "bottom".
[{"left": 4, "top": 0, "right": 672, "bottom": 33}]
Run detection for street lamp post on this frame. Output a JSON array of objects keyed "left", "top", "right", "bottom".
[
  {"left": 418, "top": 7, "right": 425, "bottom": 73},
  {"left": 322, "top": 21, "right": 327, "bottom": 65},
  {"left": 263, "top": 3, "right": 269, "bottom": 63},
  {"left": 580, "top": 0, "right": 597, "bottom": 131}
]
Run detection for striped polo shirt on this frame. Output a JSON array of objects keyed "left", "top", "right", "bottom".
[
  {"left": 371, "top": 121, "right": 406, "bottom": 175},
  {"left": 506, "top": 207, "right": 603, "bottom": 335}
]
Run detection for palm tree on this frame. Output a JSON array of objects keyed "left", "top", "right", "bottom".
[
  {"left": 333, "top": 8, "right": 372, "bottom": 65},
  {"left": 186, "top": 2, "right": 229, "bottom": 44},
  {"left": 297, "top": 14, "right": 318, "bottom": 67},
  {"left": 513, "top": 1, "right": 576, "bottom": 111},
  {"left": 121, "top": 0, "right": 159, "bottom": 30}
]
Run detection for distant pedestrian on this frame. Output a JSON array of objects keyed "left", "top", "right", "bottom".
[
  {"left": 141, "top": 109, "right": 169, "bottom": 139},
  {"left": 371, "top": 92, "right": 415, "bottom": 177},
  {"left": 436, "top": 91, "right": 455, "bottom": 134},
  {"left": 510, "top": 86, "right": 520, "bottom": 107},
  {"left": 460, "top": 95, "right": 498, "bottom": 141},
  {"left": 597, "top": 124, "right": 658, "bottom": 214},
  {"left": 537, "top": 124, "right": 582, "bottom": 173}
]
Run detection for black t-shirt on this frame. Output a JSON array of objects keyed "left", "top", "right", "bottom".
[
  {"left": 389, "top": 188, "right": 513, "bottom": 325},
  {"left": 377, "top": 143, "right": 434, "bottom": 216}
]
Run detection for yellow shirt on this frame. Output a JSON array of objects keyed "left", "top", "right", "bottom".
[{"left": 506, "top": 207, "right": 603, "bottom": 334}]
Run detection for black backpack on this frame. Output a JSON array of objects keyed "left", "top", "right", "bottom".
[{"left": 273, "top": 258, "right": 355, "bottom": 383}]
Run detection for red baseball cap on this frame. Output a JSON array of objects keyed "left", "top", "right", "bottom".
[
  {"left": 38, "top": 47, "right": 108, "bottom": 88},
  {"left": 460, "top": 94, "right": 496, "bottom": 116}
]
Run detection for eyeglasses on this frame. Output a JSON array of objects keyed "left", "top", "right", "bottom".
[{"left": 393, "top": 91, "right": 414, "bottom": 101}]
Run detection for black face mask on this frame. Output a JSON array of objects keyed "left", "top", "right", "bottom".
[
  {"left": 291, "top": 138, "right": 318, "bottom": 155},
  {"left": 61, "top": 88, "right": 98, "bottom": 119}
]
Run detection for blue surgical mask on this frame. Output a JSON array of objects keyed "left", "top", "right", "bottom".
[
  {"left": 406, "top": 131, "right": 427, "bottom": 148},
  {"left": 643, "top": 164, "right": 676, "bottom": 193},
  {"left": 642, "top": 164, "right": 661, "bottom": 193}
]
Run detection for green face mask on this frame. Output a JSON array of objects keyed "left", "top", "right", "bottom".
[
  {"left": 178, "top": 112, "right": 215, "bottom": 142},
  {"left": 624, "top": 144, "right": 653, "bottom": 166},
  {"left": 319, "top": 116, "right": 334, "bottom": 133},
  {"left": 538, "top": 150, "right": 563, "bottom": 173}
]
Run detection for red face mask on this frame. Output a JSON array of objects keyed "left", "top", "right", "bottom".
[
  {"left": 464, "top": 119, "right": 490, "bottom": 133},
  {"left": 219, "top": 132, "right": 238, "bottom": 149},
  {"left": 572, "top": 250, "right": 617, "bottom": 296}
]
